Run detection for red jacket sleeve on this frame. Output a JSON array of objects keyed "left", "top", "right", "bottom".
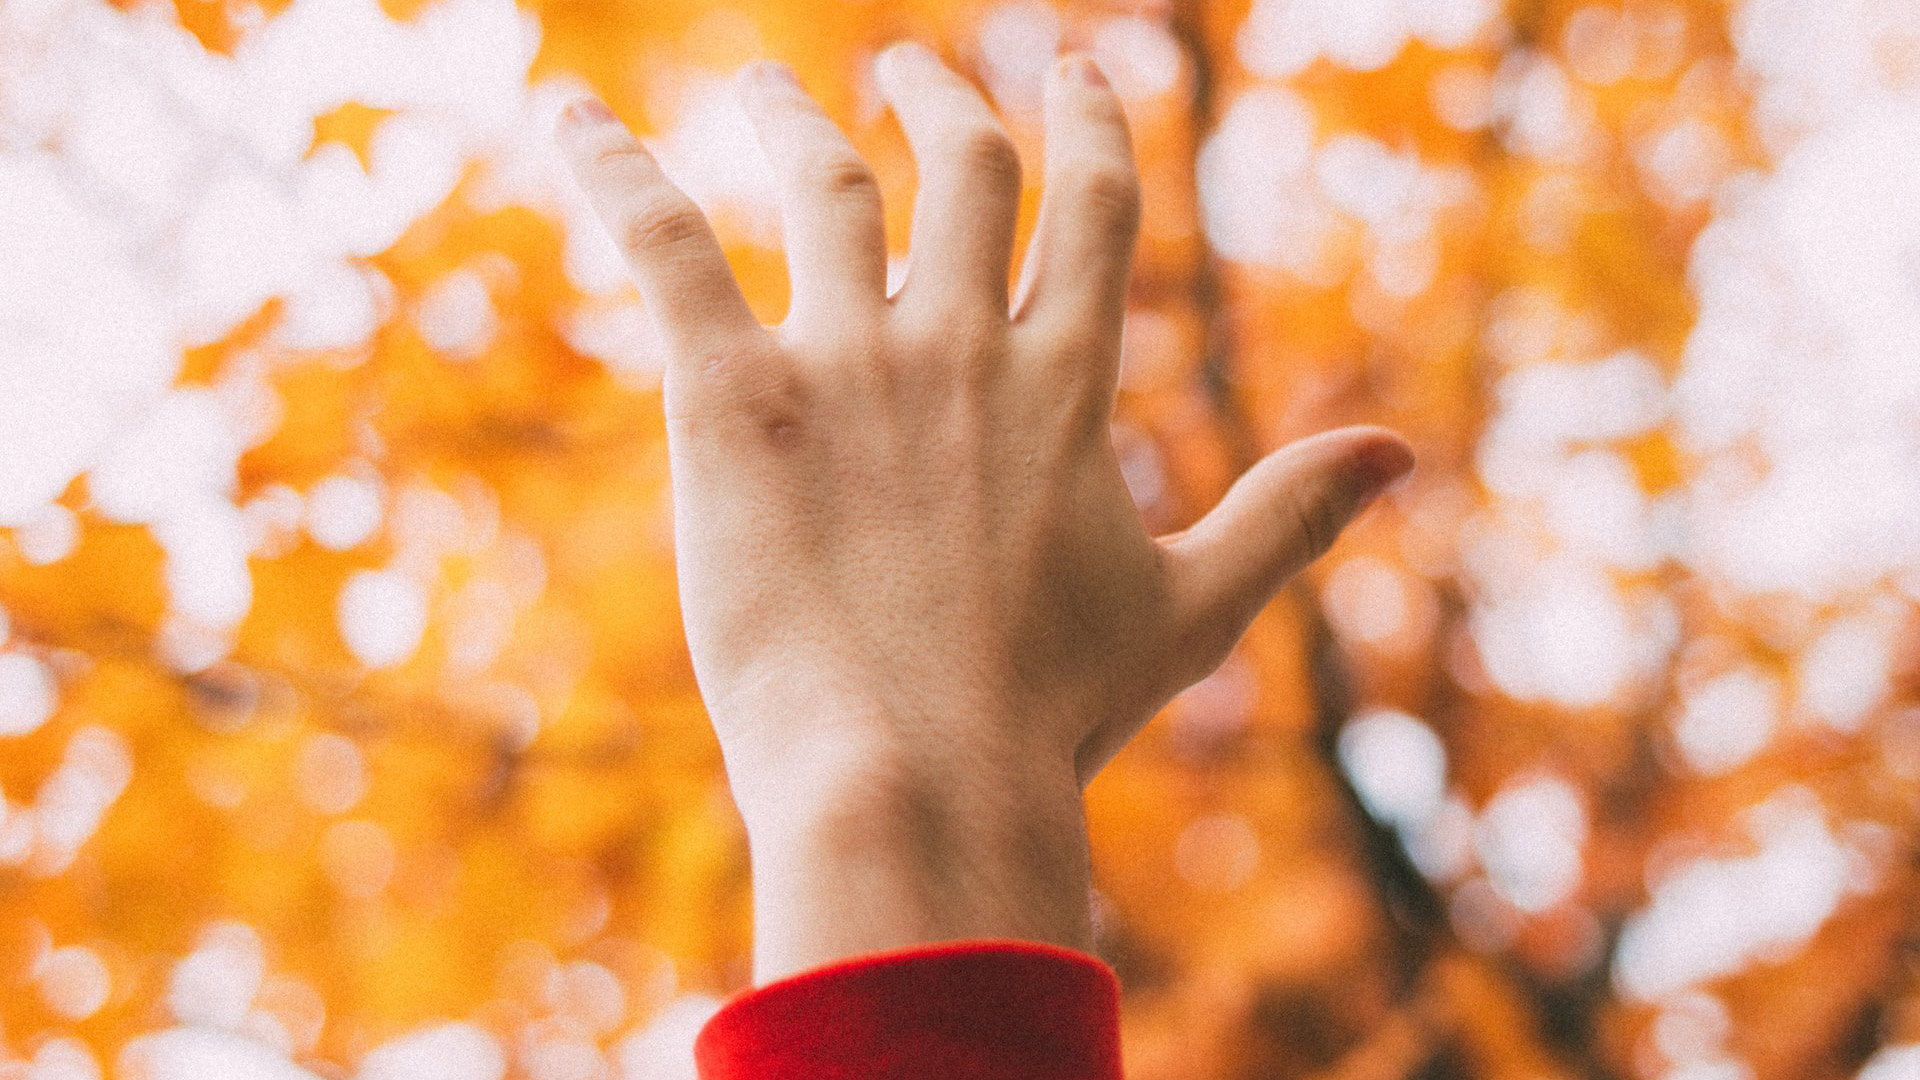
[{"left": 692, "top": 938, "right": 1124, "bottom": 1080}]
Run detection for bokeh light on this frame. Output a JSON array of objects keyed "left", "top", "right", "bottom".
[{"left": 2, "top": 0, "right": 1918, "bottom": 1078}]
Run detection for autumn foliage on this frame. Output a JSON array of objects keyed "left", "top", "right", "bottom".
[{"left": 2, "top": 1, "right": 1918, "bottom": 1079}]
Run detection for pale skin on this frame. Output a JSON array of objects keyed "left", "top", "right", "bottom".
[{"left": 556, "top": 43, "right": 1414, "bottom": 986}]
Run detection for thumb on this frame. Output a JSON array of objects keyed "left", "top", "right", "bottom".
[{"left": 1161, "top": 426, "right": 1413, "bottom": 674}]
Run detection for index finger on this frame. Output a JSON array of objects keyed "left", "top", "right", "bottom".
[{"left": 555, "top": 99, "right": 761, "bottom": 356}]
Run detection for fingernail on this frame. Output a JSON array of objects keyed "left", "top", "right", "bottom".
[
  {"left": 561, "top": 98, "right": 616, "bottom": 126},
  {"left": 1059, "top": 53, "right": 1107, "bottom": 87},
  {"left": 1347, "top": 439, "right": 1415, "bottom": 511},
  {"left": 887, "top": 40, "right": 935, "bottom": 65},
  {"left": 745, "top": 60, "right": 802, "bottom": 93},
  {"left": 875, "top": 39, "right": 933, "bottom": 87}
]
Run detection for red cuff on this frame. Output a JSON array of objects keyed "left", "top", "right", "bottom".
[{"left": 692, "top": 938, "right": 1123, "bottom": 1080}]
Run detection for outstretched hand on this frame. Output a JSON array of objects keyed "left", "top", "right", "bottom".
[{"left": 557, "top": 43, "right": 1411, "bottom": 983}]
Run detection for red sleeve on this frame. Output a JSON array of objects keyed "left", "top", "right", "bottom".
[{"left": 692, "top": 938, "right": 1123, "bottom": 1080}]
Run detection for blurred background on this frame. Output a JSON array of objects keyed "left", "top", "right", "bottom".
[{"left": 2, "top": 0, "right": 1919, "bottom": 1077}]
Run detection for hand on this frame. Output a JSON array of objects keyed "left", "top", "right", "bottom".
[{"left": 557, "top": 43, "right": 1412, "bottom": 982}]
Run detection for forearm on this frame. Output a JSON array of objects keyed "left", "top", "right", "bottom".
[{"left": 731, "top": 743, "right": 1095, "bottom": 986}]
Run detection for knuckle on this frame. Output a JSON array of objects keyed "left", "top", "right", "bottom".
[
  {"left": 927, "top": 314, "right": 1004, "bottom": 362},
  {"left": 804, "top": 154, "right": 881, "bottom": 202},
  {"left": 679, "top": 340, "right": 808, "bottom": 420},
  {"left": 791, "top": 321, "right": 886, "bottom": 377},
  {"left": 1038, "top": 338, "right": 1112, "bottom": 399},
  {"left": 950, "top": 125, "right": 1022, "bottom": 191},
  {"left": 689, "top": 336, "right": 779, "bottom": 388},
  {"left": 590, "top": 142, "right": 648, "bottom": 168},
  {"left": 1287, "top": 485, "right": 1337, "bottom": 563},
  {"left": 621, "top": 197, "right": 708, "bottom": 255},
  {"left": 951, "top": 322, "right": 1013, "bottom": 395},
  {"left": 885, "top": 315, "right": 1004, "bottom": 390},
  {"left": 1069, "top": 166, "right": 1142, "bottom": 231}
]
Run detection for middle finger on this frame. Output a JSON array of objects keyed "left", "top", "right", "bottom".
[{"left": 875, "top": 42, "right": 1023, "bottom": 320}]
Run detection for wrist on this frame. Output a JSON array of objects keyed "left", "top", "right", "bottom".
[{"left": 726, "top": 736, "right": 1094, "bottom": 985}]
